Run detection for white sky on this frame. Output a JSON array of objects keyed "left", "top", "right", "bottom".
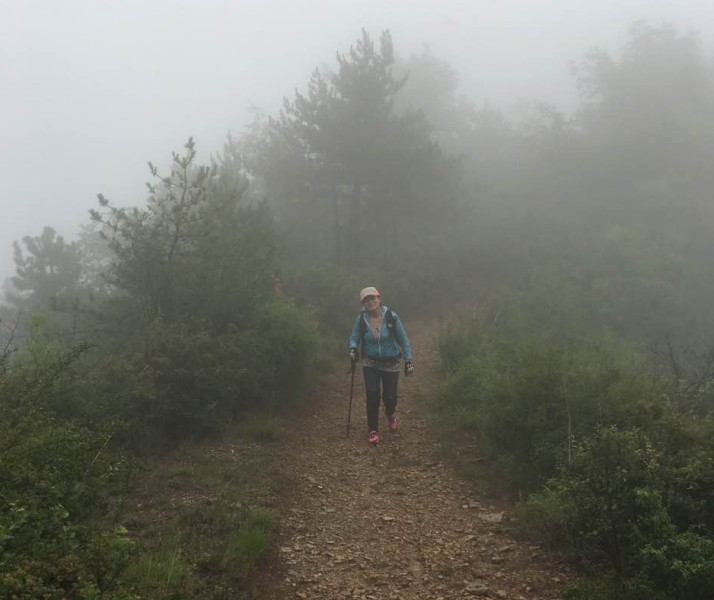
[{"left": 2, "top": 0, "right": 713, "bottom": 283}]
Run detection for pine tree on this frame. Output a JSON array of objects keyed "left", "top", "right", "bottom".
[
  {"left": 250, "top": 29, "right": 460, "bottom": 267},
  {"left": 10, "top": 226, "right": 81, "bottom": 310}
]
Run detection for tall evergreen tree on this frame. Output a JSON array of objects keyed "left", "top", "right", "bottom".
[
  {"left": 245, "top": 30, "right": 462, "bottom": 268},
  {"left": 9, "top": 226, "right": 82, "bottom": 310},
  {"left": 574, "top": 23, "right": 714, "bottom": 184}
]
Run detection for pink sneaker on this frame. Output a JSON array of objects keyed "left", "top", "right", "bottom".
[
  {"left": 368, "top": 431, "right": 379, "bottom": 445},
  {"left": 388, "top": 414, "right": 398, "bottom": 432}
]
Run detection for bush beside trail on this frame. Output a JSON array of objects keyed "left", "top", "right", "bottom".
[
  {"left": 0, "top": 141, "right": 321, "bottom": 598},
  {"left": 437, "top": 306, "right": 714, "bottom": 599}
]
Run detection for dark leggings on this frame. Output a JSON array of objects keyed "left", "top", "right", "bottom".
[{"left": 363, "top": 366, "right": 399, "bottom": 432}]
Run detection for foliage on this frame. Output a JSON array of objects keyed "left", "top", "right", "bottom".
[
  {"left": 123, "top": 534, "right": 190, "bottom": 600},
  {"left": 91, "top": 138, "right": 277, "bottom": 329},
  {"left": 281, "top": 264, "right": 373, "bottom": 332},
  {"left": 438, "top": 320, "right": 667, "bottom": 489},
  {"left": 439, "top": 301, "right": 714, "bottom": 597},
  {"left": 1, "top": 136, "right": 320, "bottom": 595},
  {"left": 234, "top": 413, "right": 283, "bottom": 442},
  {"left": 93, "top": 318, "right": 250, "bottom": 447},
  {"left": 0, "top": 361, "right": 133, "bottom": 599},
  {"left": 171, "top": 500, "right": 275, "bottom": 583},
  {"left": 221, "top": 505, "right": 275, "bottom": 577},
  {"left": 551, "top": 434, "right": 714, "bottom": 599},
  {"left": 81, "top": 140, "right": 319, "bottom": 449},
  {"left": 555, "top": 427, "right": 674, "bottom": 573},
  {"left": 640, "top": 531, "right": 714, "bottom": 600},
  {"left": 76, "top": 221, "right": 115, "bottom": 295},
  {"left": 236, "top": 29, "right": 466, "bottom": 272},
  {"left": 6, "top": 227, "right": 87, "bottom": 339},
  {"left": 54, "top": 296, "right": 318, "bottom": 452},
  {"left": 575, "top": 23, "right": 714, "bottom": 179},
  {"left": 9, "top": 226, "right": 82, "bottom": 311}
]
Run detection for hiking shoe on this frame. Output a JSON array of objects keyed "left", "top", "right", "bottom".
[
  {"left": 388, "top": 414, "right": 398, "bottom": 432},
  {"left": 368, "top": 431, "right": 379, "bottom": 445}
]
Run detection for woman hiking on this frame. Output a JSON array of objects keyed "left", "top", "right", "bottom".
[{"left": 348, "top": 286, "right": 414, "bottom": 445}]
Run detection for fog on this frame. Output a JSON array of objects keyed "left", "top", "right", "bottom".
[{"left": 2, "top": 0, "right": 713, "bottom": 283}]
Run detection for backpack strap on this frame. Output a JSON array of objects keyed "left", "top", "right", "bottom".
[{"left": 385, "top": 308, "right": 396, "bottom": 333}]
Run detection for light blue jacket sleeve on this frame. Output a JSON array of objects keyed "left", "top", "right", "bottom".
[
  {"left": 348, "top": 314, "right": 362, "bottom": 349},
  {"left": 393, "top": 312, "right": 413, "bottom": 361}
]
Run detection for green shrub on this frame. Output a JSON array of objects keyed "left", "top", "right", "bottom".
[
  {"left": 0, "top": 336, "right": 134, "bottom": 599},
  {"left": 641, "top": 531, "right": 714, "bottom": 600},
  {"left": 555, "top": 427, "right": 674, "bottom": 573},
  {"left": 85, "top": 296, "right": 317, "bottom": 450},
  {"left": 281, "top": 264, "right": 371, "bottom": 335},
  {"left": 437, "top": 330, "right": 670, "bottom": 489},
  {"left": 564, "top": 571, "right": 664, "bottom": 600},
  {"left": 655, "top": 415, "right": 714, "bottom": 533},
  {"left": 281, "top": 263, "right": 421, "bottom": 338},
  {"left": 0, "top": 412, "right": 133, "bottom": 597},
  {"left": 438, "top": 313, "right": 483, "bottom": 375},
  {"left": 222, "top": 506, "right": 275, "bottom": 577},
  {"left": 92, "top": 319, "right": 243, "bottom": 448},
  {"left": 254, "top": 296, "right": 319, "bottom": 399},
  {"left": 563, "top": 532, "right": 714, "bottom": 600},
  {"left": 523, "top": 425, "right": 714, "bottom": 599},
  {"left": 516, "top": 486, "right": 572, "bottom": 549}
]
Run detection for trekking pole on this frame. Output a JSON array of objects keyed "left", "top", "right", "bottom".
[{"left": 346, "top": 357, "right": 356, "bottom": 437}]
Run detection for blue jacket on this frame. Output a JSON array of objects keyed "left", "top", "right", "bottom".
[{"left": 348, "top": 305, "right": 413, "bottom": 361}]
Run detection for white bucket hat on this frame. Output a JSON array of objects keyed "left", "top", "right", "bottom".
[{"left": 359, "top": 286, "right": 380, "bottom": 303}]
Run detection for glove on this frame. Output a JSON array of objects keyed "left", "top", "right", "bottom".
[
  {"left": 349, "top": 348, "right": 357, "bottom": 363},
  {"left": 405, "top": 360, "right": 414, "bottom": 377}
]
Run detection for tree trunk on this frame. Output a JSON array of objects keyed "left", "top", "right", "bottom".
[
  {"left": 331, "top": 182, "right": 343, "bottom": 265},
  {"left": 347, "top": 181, "right": 362, "bottom": 265}
]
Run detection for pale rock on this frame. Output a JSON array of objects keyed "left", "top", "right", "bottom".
[
  {"left": 478, "top": 511, "right": 504, "bottom": 523},
  {"left": 465, "top": 581, "right": 489, "bottom": 595}
]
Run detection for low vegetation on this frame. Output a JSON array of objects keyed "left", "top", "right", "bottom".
[
  {"left": 437, "top": 298, "right": 714, "bottom": 598},
  {"left": 1, "top": 140, "right": 317, "bottom": 598}
]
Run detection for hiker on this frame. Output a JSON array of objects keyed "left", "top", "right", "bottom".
[{"left": 348, "top": 286, "right": 414, "bottom": 445}]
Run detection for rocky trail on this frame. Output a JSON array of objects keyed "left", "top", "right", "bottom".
[{"left": 258, "top": 318, "right": 572, "bottom": 600}]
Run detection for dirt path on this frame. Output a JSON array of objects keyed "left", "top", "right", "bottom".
[{"left": 260, "top": 318, "right": 571, "bottom": 600}]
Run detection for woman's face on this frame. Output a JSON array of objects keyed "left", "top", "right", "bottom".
[{"left": 362, "top": 295, "right": 381, "bottom": 310}]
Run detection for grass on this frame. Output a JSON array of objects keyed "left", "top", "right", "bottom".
[
  {"left": 120, "top": 429, "right": 287, "bottom": 599},
  {"left": 165, "top": 465, "right": 195, "bottom": 489},
  {"left": 124, "top": 533, "right": 191, "bottom": 599},
  {"left": 231, "top": 414, "right": 283, "bottom": 442},
  {"left": 222, "top": 506, "right": 275, "bottom": 576}
]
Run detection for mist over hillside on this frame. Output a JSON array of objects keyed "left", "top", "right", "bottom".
[{"left": 3, "top": 0, "right": 714, "bottom": 283}]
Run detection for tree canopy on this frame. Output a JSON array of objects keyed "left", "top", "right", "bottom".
[{"left": 239, "top": 29, "right": 464, "bottom": 270}]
